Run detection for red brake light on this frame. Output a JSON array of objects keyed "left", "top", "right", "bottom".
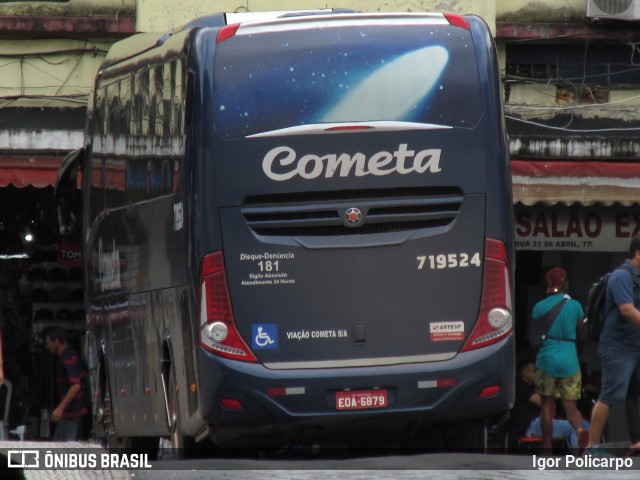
[
  {"left": 201, "top": 251, "right": 224, "bottom": 277},
  {"left": 325, "top": 125, "right": 374, "bottom": 132},
  {"left": 199, "top": 252, "right": 257, "bottom": 362},
  {"left": 444, "top": 13, "right": 470, "bottom": 31},
  {"left": 461, "top": 238, "right": 513, "bottom": 352},
  {"left": 203, "top": 271, "right": 233, "bottom": 322},
  {"left": 217, "top": 24, "right": 240, "bottom": 44}
]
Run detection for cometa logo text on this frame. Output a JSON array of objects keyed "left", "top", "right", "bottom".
[{"left": 263, "top": 144, "right": 442, "bottom": 181}]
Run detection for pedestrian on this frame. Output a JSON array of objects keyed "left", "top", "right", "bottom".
[
  {"left": 532, "top": 266, "right": 588, "bottom": 455},
  {"left": 512, "top": 359, "right": 589, "bottom": 453},
  {"left": 586, "top": 233, "right": 640, "bottom": 457},
  {"left": 0, "top": 328, "right": 4, "bottom": 387},
  {"left": 0, "top": 305, "right": 4, "bottom": 387},
  {"left": 44, "top": 327, "right": 88, "bottom": 441},
  {"left": 625, "top": 377, "right": 640, "bottom": 454}
]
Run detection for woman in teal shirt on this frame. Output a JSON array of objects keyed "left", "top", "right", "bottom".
[{"left": 532, "top": 266, "right": 587, "bottom": 455}]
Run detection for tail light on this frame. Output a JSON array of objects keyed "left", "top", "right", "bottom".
[
  {"left": 461, "top": 238, "right": 513, "bottom": 352},
  {"left": 444, "top": 13, "right": 470, "bottom": 31},
  {"left": 217, "top": 23, "right": 240, "bottom": 44},
  {"left": 199, "top": 252, "right": 257, "bottom": 362}
]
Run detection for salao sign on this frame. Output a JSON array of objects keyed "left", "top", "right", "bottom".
[{"left": 515, "top": 205, "right": 640, "bottom": 252}]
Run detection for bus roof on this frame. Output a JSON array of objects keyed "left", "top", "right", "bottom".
[
  {"left": 100, "top": 10, "right": 354, "bottom": 69},
  {"left": 101, "top": 10, "right": 471, "bottom": 70},
  {"left": 101, "top": 29, "right": 192, "bottom": 70},
  {"left": 225, "top": 9, "right": 357, "bottom": 24},
  {"left": 229, "top": 12, "right": 455, "bottom": 36}
]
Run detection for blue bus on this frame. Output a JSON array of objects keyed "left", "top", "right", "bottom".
[{"left": 56, "top": 9, "right": 514, "bottom": 452}]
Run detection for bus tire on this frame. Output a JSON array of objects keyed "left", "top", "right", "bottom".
[{"left": 448, "top": 422, "right": 487, "bottom": 452}]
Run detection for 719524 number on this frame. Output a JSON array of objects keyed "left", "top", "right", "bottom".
[{"left": 417, "top": 252, "right": 481, "bottom": 270}]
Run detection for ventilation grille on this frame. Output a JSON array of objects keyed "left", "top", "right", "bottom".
[
  {"left": 242, "top": 193, "right": 463, "bottom": 237},
  {"left": 593, "top": 0, "right": 633, "bottom": 14},
  {"left": 587, "top": 0, "right": 638, "bottom": 19}
]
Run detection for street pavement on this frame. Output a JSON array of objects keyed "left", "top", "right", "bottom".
[{"left": 132, "top": 448, "right": 640, "bottom": 480}]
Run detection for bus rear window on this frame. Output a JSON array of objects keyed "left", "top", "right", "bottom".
[{"left": 213, "top": 24, "right": 483, "bottom": 139}]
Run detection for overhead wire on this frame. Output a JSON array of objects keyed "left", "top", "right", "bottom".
[
  {"left": 0, "top": 44, "right": 106, "bottom": 108},
  {"left": 505, "top": 115, "right": 640, "bottom": 133},
  {"left": 504, "top": 29, "right": 640, "bottom": 132}
]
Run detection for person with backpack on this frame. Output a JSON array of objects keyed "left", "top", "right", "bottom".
[
  {"left": 531, "top": 266, "right": 588, "bottom": 455},
  {"left": 44, "top": 326, "right": 88, "bottom": 441},
  {"left": 586, "top": 233, "right": 640, "bottom": 457}
]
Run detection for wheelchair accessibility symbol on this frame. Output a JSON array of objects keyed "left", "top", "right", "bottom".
[{"left": 252, "top": 324, "right": 278, "bottom": 349}]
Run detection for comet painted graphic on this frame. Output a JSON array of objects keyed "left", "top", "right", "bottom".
[
  {"left": 213, "top": 24, "right": 482, "bottom": 138},
  {"left": 318, "top": 46, "right": 450, "bottom": 123}
]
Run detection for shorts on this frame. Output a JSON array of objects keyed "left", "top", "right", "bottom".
[
  {"left": 534, "top": 369, "right": 582, "bottom": 400},
  {"left": 598, "top": 344, "right": 640, "bottom": 406}
]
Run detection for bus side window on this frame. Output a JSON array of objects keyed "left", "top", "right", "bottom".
[
  {"left": 185, "top": 70, "right": 193, "bottom": 132},
  {"left": 55, "top": 148, "right": 84, "bottom": 240}
]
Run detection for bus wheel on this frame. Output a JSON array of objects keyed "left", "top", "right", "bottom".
[{"left": 448, "top": 422, "right": 487, "bottom": 452}]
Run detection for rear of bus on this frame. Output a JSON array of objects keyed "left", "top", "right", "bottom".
[{"left": 191, "top": 12, "right": 514, "bottom": 447}]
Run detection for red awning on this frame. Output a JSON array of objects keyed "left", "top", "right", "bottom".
[
  {"left": 0, "top": 156, "right": 63, "bottom": 188},
  {"left": 511, "top": 160, "right": 640, "bottom": 206},
  {"left": 2, "top": 156, "right": 639, "bottom": 205}
]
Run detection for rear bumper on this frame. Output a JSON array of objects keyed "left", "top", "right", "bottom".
[{"left": 198, "top": 334, "right": 514, "bottom": 444}]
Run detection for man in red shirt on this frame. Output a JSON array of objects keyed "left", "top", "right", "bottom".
[{"left": 45, "top": 327, "right": 88, "bottom": 441}]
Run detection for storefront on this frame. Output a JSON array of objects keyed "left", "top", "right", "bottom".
[
  {"left": 0, "top": 154, "right": 85, "bottom": 439},
  {"left": 512, "top": 158, "right": 640, "bottom": 440}
]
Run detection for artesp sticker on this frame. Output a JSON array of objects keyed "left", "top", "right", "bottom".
[{"left": 429, "top": 321, "right": 464, "bottom": 342}]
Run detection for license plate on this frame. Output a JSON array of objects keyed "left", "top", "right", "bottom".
[{"left": 335, "top": 390, "right": 388, "bottom": 410}]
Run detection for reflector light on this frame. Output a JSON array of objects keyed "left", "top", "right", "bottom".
[
  {"left": 220, "top": 397, "right": 243, "bottom": 411},
  {"left": 267, "top": 387, "right": 287, "bottom": 397},
  {"left": 436, "top": 378, "right": 457, "bottom": 388},
  {"left": 444, "top": 13, "right": 470, "bottom": 30},
  {"left": 267, "top": 387, "right": 306, "bottom": 396},
  {"left": 479, "top": 385, "right": 501, "bottom": 398},
  {"left": 418, "top": 379, "right": 457, "bottom": 389}
]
